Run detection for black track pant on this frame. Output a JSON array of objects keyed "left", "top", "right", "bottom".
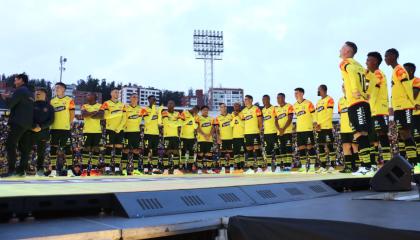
[{"left": 6, "top": 124, "right": 31, "bottom": 174}]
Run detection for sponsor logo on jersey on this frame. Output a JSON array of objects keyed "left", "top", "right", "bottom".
[
  {"left": 341, "top": 107, "right": 348, "bottom": 113},
  {"left": 278, "top": 113, "right": 286, "bottom": 119},
  {"left": 297, "top": 110, "right": 305, "bottom": 116},
  {"left": 263, "top": 115, "right": 272, "bottom": 120},
  {"left": 128, "top": 115, "right": 139, "bottom": 119},
  {"left": 222, "top": 121, "right": 230, "bottom": 127},
  {"left": 111, "top": 110, "right": 121, "bottom": 114},
  {"left": 244, "top": 115, "right": 253, "bottom": 120},
  {"left": 202, "top": 122, "right": 211, "bottom": 127},
  {"left": 151, "top": 115, "right": 158, "bottom": 120},
  {"left": 186, "top": 121, "right": 193, "bottom": 125},
  {"left": 317, "top": 106, "right": 324, "bottom": 112},
  {"left": 54, "top": 106, "right": 65, "bottom": 112}
]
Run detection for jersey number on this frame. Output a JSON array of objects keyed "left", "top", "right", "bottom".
[{"left": 358, "top": 73, "right": 368, "bottom": 93}]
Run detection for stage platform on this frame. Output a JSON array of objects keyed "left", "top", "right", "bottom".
[{"left": 0, "top": 172, "right": 370, "bottom": 198}]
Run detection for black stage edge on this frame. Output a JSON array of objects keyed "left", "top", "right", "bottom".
[{"left": 1, "top": 175, "right": 419, "bottom": 223}]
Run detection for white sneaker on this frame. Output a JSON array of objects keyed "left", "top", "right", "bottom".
[
  {"left": 315, "top": 167, "right": 326, "bottom": 174},
  {"left": 163, "top": 169, "right": 169, "bottom": 175},
  {"left": 327, "top": 166, "right": 335, "bottom": 173},
  {"left": 173, "top": 169, "right": 183, "bottom": 175},
  {"left": 352, "top": 167, "right": 367, "bottom": 176},
  {"left": 114, "top": 167, "right": 120, "bottom": 172},
  {"left": 256, "top": 167, "right": 263, "bottom": 173},
  {"left": 263, "top": 167, "right": 272, "bottom": 174},
  {"left": 229, "top": 167, "right": 235, "bottom": 173},
  {"left": 245, "top": 168, "right": 255, "bottom": 174},
  {"left": 48, "top": 170, "right": 56, "bottom": 177},
  {"left": 67, "top": 169, "right": 75, "bottom": 177},
  {"left": 105, "top": 167, "right": 111, "bottom": 172},
  {"left": 220, "top": 167, "right": 226, "bottom": 174},
  {"left": 274, "top": 166, "right": 281, "bottom": 173},
  {"left": 207, "top": 169, "right": 214, "bottom": 174},
  {"left": 197, "top": 169, "right": 203, "bottom": 174},
  {"left": 364, "top": 168, "right": 374, "bottom": 176}
]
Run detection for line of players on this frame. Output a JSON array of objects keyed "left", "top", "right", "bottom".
[{"left": 31, "top": 43, "right": 420, "bottom": 177}]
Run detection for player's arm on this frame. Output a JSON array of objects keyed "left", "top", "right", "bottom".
[
  {"left": 81, "top": 105, "right": 93, "bottom": 118},
  {"left": 283, "top": 105, "right": 294, "bottom": 131},
  {"left": 99, "top": 102, "right": 108, "bottom": 119},
  {"left": 401, "top": 78, "right": 416, "bottom": 105},
  {"left": 91, "top": 109, "right": 104, "bottom": 119},
  {"left": 39, "top": 104, "right": 55, "bottom": 130},
  {"left": 308, "top": 102, "right": 317, "bottom": 124},
  {"left": 117, "top": 105, "right": 127, "bottom": 132},
  {"left": 256, "top": 108, "right": 263, "bottom": 132},
  {"left": 347, "top": 64, "right": 364, "bottom": 99},
  {"left": 326, "top": 98, "right": 334, "bottom": 123},
  {"left": 195, "top": 116, "right": 205, "bottom": 136},
  {"left": 214, "top": 117, "right": 221, "bottom": 143},
  {"left": 69, "top": 99, "right": 75, "bottom": 125},
  {"left": 274, "top": 110, "right": 281, "bottom": 132}
]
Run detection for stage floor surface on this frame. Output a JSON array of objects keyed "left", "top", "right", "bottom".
[{"left": 0, "top": 172, "right": 368, "bottom": 198}]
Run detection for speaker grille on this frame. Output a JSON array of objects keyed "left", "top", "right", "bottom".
[
  {"left": 181, "top": 195, "right": 205, "bottom": 206},
  {"left": 285, "top": 188, "right": 304, "bottom": 196},
  {"left": 137, "top": 198, "right": 163, "bottom": 210},
  {"left": 218, "top": 193, "right": 241, "bottom": 202},
  {"left": 310, "top": 185, "right": 327, "bottom": 193},
  {"left": 257, "top": 190, "right": 277, "bottom": 199}
]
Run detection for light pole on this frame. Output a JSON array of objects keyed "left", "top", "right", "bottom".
[
  {"left": 59, "top": 56, "right": 67, "bottom": 83},
  {"left": 193, "top": 30, "right": 224, "bottom": 108}
]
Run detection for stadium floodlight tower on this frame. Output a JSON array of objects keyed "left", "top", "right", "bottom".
[
  {"left": 59, "top": 56, "right": 67, "bottom": 83},
  {"left": 193, "top": 30, "right": 224, "bottom": 107}
]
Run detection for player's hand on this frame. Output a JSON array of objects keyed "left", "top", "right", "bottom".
[
  {"left": 32, "top": 126, "right": 41, "bottom": 132},
  {"left": 352, "top": 91, "right": 361, "bottom": 99},
  {"left": 366, "top": 94, "right": 370, "bottom": 101},
  {"left": 278, "top": 128, "right": 284, "bottom": 135},
  {"left": 416, "top": 104, "right": 420, "bottom": 110},
  {"left": 1, "top": 93, "right": 9, "bottom": 100},
  {"left": 217, "top": 138, "right": 222, "bottom": 145}
]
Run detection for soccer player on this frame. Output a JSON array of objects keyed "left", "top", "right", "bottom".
[
  {"left": 315, "top": 84, "right": 335, "bottom": 173},
  {"left": 242, "top": 95, "right": 263, "bottom": 174},
  {"left": 232, "top": 102, "right": 245, "bottom": 172},
  {"left": 293, "top": 88, "right": 317, "bottom": 172},
  {"left": 262, "top": 95, "right": 277, "bottom": 173},
  {"left": 140, "top": 95, "right": 161, "bottom": 174},
  {"left": 179, "top": 106, "right": 199, "bottom": 172},
  {"left": 274, "top": 93, "right": 294, "bottom": 173},
  {"left": 100, "top": 88, "right": 126, "bottom": 175},
  {"left": 31, "top": 88, "right": 54, "bottom": 176},
  {"left": 338, "top": 85, "right": 359, "bottom": 173},
  {"left": 50, "top": 82, "right": 75, "bottom": 176},
  {"left": 385, "top": 49, "right": 417, "bottom": 166},
  {"left": 365, "top": 52, "right": 391, "bottom": 167},
  {"left": 161, "top": 100, "right": 182, "bottom": 174},
  {"left": 122, "top": 94, "right": 142, "bottom": 175},
  {"left": 195, "top": 105, "right": 214, "bottom": 174},
  {"left": 339, "top": 41, "right": 373, "bottom": 175},
  {"left": 214, "top": 103, "right": 234, "bottom": 174},
  {"left": 80, "top": 93, "right": 103, "bottom": 176},
  {"left": 404, "top": 62, "right": 420, "bottom": 171}
]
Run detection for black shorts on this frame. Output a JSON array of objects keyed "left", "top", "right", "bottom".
[
  {"left": 296, "top": 131, "right": 315, "bottom": 146},
  {"left": 244, "top": 134, "right": 261, "bottom": 147},
  {"left": 197, "top": 142, "right": 213, "bottom": 154},
  {"left": 124, "top": 132, "right": 141, "bottom": 148},
  {"left": 264, "top": 133, "right": 277, "bottom": 148},
  {"left": 106, "top": 130, "right": 124, "bottom": 145},
  {"left": 233, "top": 138, "right": 245, "bottom": 154},
  {"left": 394, "top": 109, "right": 413, "bottom": 130},
  {"left": 368, "top": 124, "right": 378, "bottom": 143},
  {"left": 164, "top": 137, "right": 180, "bottom": 150},
  {"left": 220, "top": 140, "right": 233, "bottom": 151},
  {"left": 340, "top": 133, "right": 354, "bottom": 144},
  {"left": 144, "top": 134, "right": 159, "bottom": 150},
  {"left": 181, "top": 138, "right": 195, "bottom": 153},
  {"left": 278, "top": 133, "right": 293, "bottom": 147},
  {"left": 83, "top": 133, "right": 102, "bottom": 148},
  {"left": 372, "top": 115, "right": 389, "bottom": 133},
  {"left": 317, "top": 129, "right": 334, "bottom": 144},
  {"left": 413, "top": 115, "right": 420, "bottom": 137},
  {"left": 348, "top": 102, "right": 371, "bottom": 133},
  {"left": 50, "top": 129, "right": 71, "bottom": 146}
]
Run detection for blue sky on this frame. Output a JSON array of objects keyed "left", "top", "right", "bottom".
[{"left": 1, "top": 0, "right": 419, "bottom": 107}]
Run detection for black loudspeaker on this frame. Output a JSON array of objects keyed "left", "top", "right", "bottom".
[{"left": 370, "top": 155, "right": 412, "bottom": 192}]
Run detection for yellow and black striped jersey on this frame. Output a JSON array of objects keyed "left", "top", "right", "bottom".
[
  {"left": 195, "top": 115, "right": 213, "bottom": 142},
  {"left": 366, "top": 69, "right": 389, "bottom": 116},
  {"left": 293, "top": 99, "right": 316, "bottom": 132},
  {"left": 179, "top": 110, "right": 196, "bottom": 139},
  {"left": 100, "top": 100, "right": 126, "bottom": 132},
  {"left": 273, "top": 103, "right": 294, "bottom": 135},
  {"left": 214, "top": 114, "right": 233, "bottom": 140},
  {"left": 50, "top": 96, "right": 75, "bottom": 130},
  {"left": 391, "top": 65, "right": 415, "bottom": 110},
  {"left": 262, "top": 105, "right": 277, "bottom": 134},
  {"left": 339, "top": 58, "right": 368, "bottom": 106},
  {"left": 140, "top": 105, "right": 160, "bottom": 135},
  {"left": 81, "top": 103, "right": 102, "bottom": 133},
  {"left": 315, "top": 95, "right": 334, "bottom": 130},
  {"left": 241, "top": 106, "right": 262, "bottom": 135},
  {"left": 161, "top": 110, "right": 181, "bottom": 137},
  {"left": 125, "top": 105, "right": 142, "bottom": 132},
  {"left": 231, "top": 112, "right": 245, "bottom": 139}
]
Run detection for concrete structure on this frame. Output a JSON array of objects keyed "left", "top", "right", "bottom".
[
  {"left": 208, "top": 87, "right": 243, "bottom": 110},
  {"left": 120, "top": 86, "right": 161, "bottom": 106}
]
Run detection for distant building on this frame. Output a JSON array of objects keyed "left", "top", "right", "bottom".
[
  {"left": 181, "top": 89, "right": 204, "bottom": 108},
  {"left": 139, "top": 87, "right": 161, "bottom": 106},
  {"left": 208, "top": 87, "right": 244, "bottom": 110},
  {"left": 65, "top": 84, "right": 77, "bottom": 97},
  {"left": 120, "top": 86, "right": 161, "bottom": 106}
]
